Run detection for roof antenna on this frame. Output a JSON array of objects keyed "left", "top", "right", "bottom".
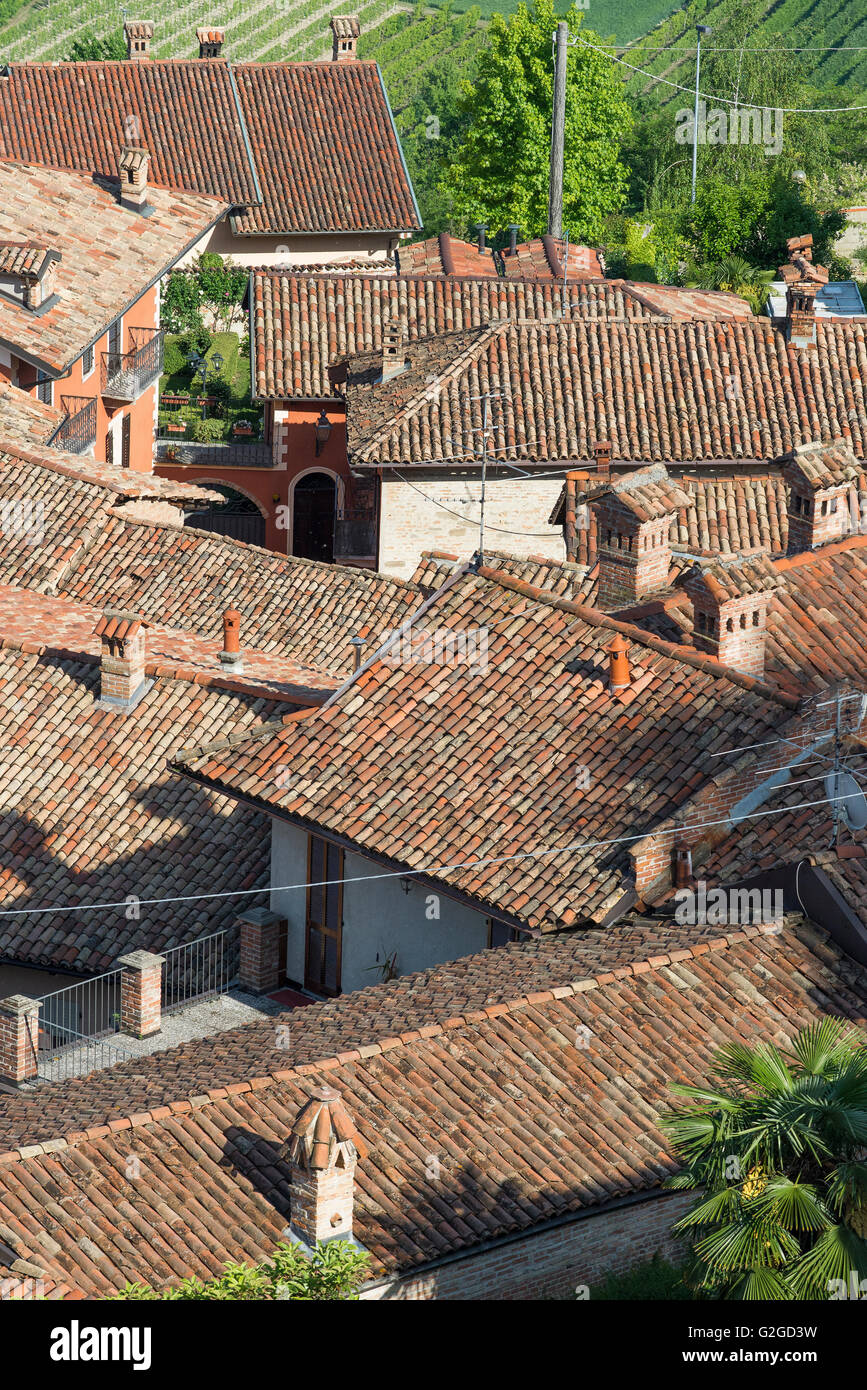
[{"left": 468, "top": 389, "right": 510, "bottom": 569}]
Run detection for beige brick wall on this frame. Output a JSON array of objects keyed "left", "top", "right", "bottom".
[{"left": 378, "top": 475, "right": 566, "bottom": 580}]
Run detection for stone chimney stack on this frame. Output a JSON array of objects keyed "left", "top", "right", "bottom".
[
  {"left": 94, "top": 611, "right": 148, "bottom": 709},
  {"left": 684, "top": 557, "right": 780, "bottom": 680},
  {"left": 118, "top": 146, "right": 151, "bottom": 214},
  {"left": 287, "top": 1086, "right": 368, "bottom": 1250},
  {"left": 124, "top": 20, "right": 154, "bottom": 60},
  {"left": 782, "top": 440, "right": 863, "bottom": 555},
  {"left": 196, "top": 26, "right": 225, "bottom": 58},
  {"left": 780, "top": 233, "right": 828, "bottom": 350},
  {"left": 380, "top": 319, "right": 406, "bottom": 383},
  {"left": 330, "top": 16, "right": 360, "bottom": 61}
]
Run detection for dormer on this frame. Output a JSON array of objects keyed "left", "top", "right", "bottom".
[
  {"left": 0, "top": 243, "right": 61, "bottom": 314},
  {"left": 683, "top": 556, "right": 781, "bottom": 679},
  {"left": 584, "top": 463, "right": 693, "bottom": 608},
  {"left": 782, "top": 440, "right": 864, "bottom": 553}
]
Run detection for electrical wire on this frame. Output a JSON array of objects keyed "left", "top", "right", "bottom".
[
  {"left": 573, "top": 31, "right": 867, "bottom": 114},
  {"left": 0, "top": 786, "right": 859, "bottom": 920}
]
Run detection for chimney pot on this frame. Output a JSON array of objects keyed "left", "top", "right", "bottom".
[
  {"left": 507, "top": 224, "right": 519, "bottom": 256},
  {"left": 118, "top": 145, "right": 150, "bottom": 214},
  {"left": 350, "top": 635, "right": 367, "bottom": 671},
  {"left": 330, "top": 15, "right": 360, "bottom": 61},
  {"left": 475, "top": 223, "right": 487, "bottom": 255},
  {"left": 287, "top": 1087, "right": 367, "bottom": 1250},
  {"left": 220, "top": 606, "right": 243, "bottom": 669},
  {"left": 593, "top": 440, "right": 612, "bottom": 479},
  {"left": 124, "top": 20, "right": 154, "bottom": 60},
  {"left": 674, "top": 845, "right": 693, "bottom": 888},
  {"left": 607, "top": 633, "right": 631, "bottom": 692}
]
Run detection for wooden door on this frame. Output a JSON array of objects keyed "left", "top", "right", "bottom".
[
  {"left": 304, "top": 835, "right": 343, "bottom": 995},
  {"left": 121, "top": 413, "right": 131, "bottom": 469}
]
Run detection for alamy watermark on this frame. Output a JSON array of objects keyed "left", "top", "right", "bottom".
[
  {"left": 675, "top": 101, "right": 782, "bottom": 157},
  {"left": 674, "top": 879, "right": 784, "bottom": 926},
  {"left": 380, "top": 626, "right": 489, "bottom": 675}
]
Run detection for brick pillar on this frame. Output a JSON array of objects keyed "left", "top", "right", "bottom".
[
  {"left": 117, "top": 950, "right": 163, "bottom": 1038},
  {"left": 238, "top": 908, "right": 284, "bottom": 994},
  {"left": 0, "top": 996, "right": 40, "bottom": 1086}
]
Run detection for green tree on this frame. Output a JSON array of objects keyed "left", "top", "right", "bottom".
[
  {"left": 65, "top": 31, "right": 127, "bottom": 61},
  {"left": 662, "top": 1020, "right": 867, "bottom": 1300},
  {"left": 445, "top": 1, "right": 632, "bottom": 242},
  {"left": 113, "top": 1240, "right": 370, "bottom": 1301},
  {"left": 195, "top": 253, "right": 248, "bottom": 335},
  {"left": 161, "top": 270, "right": 203, "bottom": 336}
]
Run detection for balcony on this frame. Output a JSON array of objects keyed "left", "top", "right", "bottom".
[
  {"left": 101, "top": 327, "right": 163, "bottom": 404},
  {"left": 51, "top": 395, "right": 97, "bottom": 454}
]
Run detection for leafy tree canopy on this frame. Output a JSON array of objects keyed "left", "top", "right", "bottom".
[
  {"left": 445, "top": 1, "right": 633, "bottom": 242},
  {"left": 65, "top": 31, "right": 127, "bottom": 61},
  {"left": 113, "top": 1240, "right": 370, "bottom": 1301}
]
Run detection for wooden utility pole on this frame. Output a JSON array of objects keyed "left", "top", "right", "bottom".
[{"left": 548, "top": 21, "right": 568, "bottom": 239}]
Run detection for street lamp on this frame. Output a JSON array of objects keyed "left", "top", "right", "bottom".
[
  {"left": 187, "top": 350, "right": 223, "bottom": 419},
  {"left": 691, "top": 24, "right": 712, "bottom": 206},
  {"left": 314, "top": 408, "right": 332, "bottom": 456}
]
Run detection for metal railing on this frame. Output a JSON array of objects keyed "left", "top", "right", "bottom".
[
  {"left": 161, "top": 929, "right": 227, "bottom": 1015},
  {"left": 36, "top": 1022, "right": 134, "bottom": 1083},
  {"left": 38, "top": 966, "right": 123, "bottom": 1042},
  {"left": 101, "top": 327, "right": 163, "bottom": 402},
  {"left": 51, "top": 395, "right": 97, "bottom": 454}
]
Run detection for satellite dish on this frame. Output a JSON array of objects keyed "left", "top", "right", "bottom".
[{"left": 825, "top": 770, "right": 867, "bottom": 832}]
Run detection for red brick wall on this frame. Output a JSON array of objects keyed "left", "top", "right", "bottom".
[
  {"left": 362, "top": 1192, "right": 693, "bottom": 1301},
  {"left": 693, "top": 594, "right": 769, "bottom": 678},
  {"left": 787, "top": 484, "right": 851, "bottom": 554},
  {"left": 595, "top": 502, "right": 672, "bottom": 606}
]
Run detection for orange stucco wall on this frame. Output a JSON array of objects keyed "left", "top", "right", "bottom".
[{"left": 14, "top": 283, "right": 159, "bottom": 472}]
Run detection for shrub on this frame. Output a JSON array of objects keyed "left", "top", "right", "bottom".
[
  {"left": 162, "top": 337, "right": 187, "bottom": 379},
  {"left": 177, "top": 327, "right": 212, "bottom": 358},
  {"left": 208, "top": 376, "right": 233, "bottom": 404},
  {"left": 112, "top": 1240, "right": 370, "bottom": 1300},
  {"left": 191, "top": 417, "right": 225, "bottom": 444}
]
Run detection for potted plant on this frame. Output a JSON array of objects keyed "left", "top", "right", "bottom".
[
  {"left": 162, "top": 443, "right": 182, "bottom": 462},
  {"left": 165, "top": 420, "right": 187, "bottom": 435},
  {"left": 232, "top": 419, "right": 253, "bottom": 437}
]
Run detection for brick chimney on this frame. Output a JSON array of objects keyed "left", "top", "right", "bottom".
[
  {"left": 124, "top": 20, "right": 154, "bottom": 60},
  {"left": 782, "top": 440, "right": 863, "bottom": 554},
  {"left": 593, "top": 440, "right": 611, "bottom": 482},
  {"left": 118, "top": 146, "right": 150, "bottom": 215},
  {"left": 286, "top": 1086, "right": 368, "bottom": 1250},
  {"left": 19, "top": 249, "right": 60, "bottom": 311},
  {"left": 779, "top": 233, "right": 828, "bottom": 350},
  {"left": 586, "top": 464, "right": 693, "bottom": 608},
  {"left": 196, "top": 26, "right": 225, "bottom": 57},
  {"left": 219, "top": 605, "right": 243, "bottom": 672},
  {"left": 94, "top": 610, "right": 149, "bottom": 709},
  {"left": 380, "top": 319, "right": 406, "bottom": 383},
  {"left": 684, "top": 557, "right": 781, "bottom": 680},
  {"left": 330, "top": 15, "right": 360, "bottom": 61}
]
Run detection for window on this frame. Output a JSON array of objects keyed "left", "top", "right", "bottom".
[
  {"left": 82, "top": 344, "right": 94, "bottom": 379},
  {"left": 36, "top": 371, "right": 52, "bottom": 405},
  {"left": 488, "top": 919, "right": 521, "bottom": 949}
]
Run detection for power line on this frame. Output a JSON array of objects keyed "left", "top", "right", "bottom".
[
  {"left": 0, "top": 787, "right": 857, "bottom": 920},
  {"left": 392, "top": 468, "right": 564, "bottom": 538},
  {"left": 574, "top": 32, "right": 867, "bottom": 114}
]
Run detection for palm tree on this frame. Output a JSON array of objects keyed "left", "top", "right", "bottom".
[
  {"left": 683, "top": 256, "right": 775, "bottom": 314},
  {"left": 661, "top": 1019, "right": 867, "bottom": 1299}
]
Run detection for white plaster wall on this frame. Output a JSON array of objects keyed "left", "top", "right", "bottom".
[
  {"left": 270, "top": 820, "right": 490, "bottom": 993},
  {"left": 174, "top": 222, "right": 399, "bottom": 269},
  {"left": 378, "top": 474, "right": 567, "bottom": 579}
]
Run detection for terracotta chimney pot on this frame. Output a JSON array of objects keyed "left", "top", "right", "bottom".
[{"left": 607, "top": 633, "right": 631, "bottom": 692}]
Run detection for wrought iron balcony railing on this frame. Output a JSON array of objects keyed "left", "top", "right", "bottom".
[
  {"left": 101, "top": 327, "right": 163, "bottom": 403},
  {"left": 50, "top": 395, "right": 97, "bottom": 454}
]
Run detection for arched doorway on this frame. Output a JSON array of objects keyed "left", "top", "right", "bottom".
[
  {"left": 184, "top": 485, "right": 266, "bottom": 547},
  {"left": 292, "top": 471, "right": 336, "bottom": 563}
]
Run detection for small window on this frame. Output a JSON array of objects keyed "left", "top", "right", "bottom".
[
  {"left": 821, "top": 499, "right": 828, "bottom": 516},
  {"left": 726, "top": 616, "right": 734, "bottom": 633},
  {"left": 82, "top": 344, "right": 94, "bottom": 378},
  {"left": 488, "top": 919, "right": 521, "bottom": 949},
  {"left": 739, "top": 613, "right": 747, "bottom": 630},
  {"left": 830, "top": 498, "right": 838, "bottom": 515},
  {"left": 752, "top": 609, "right": 760, "bottom": 626},
  {"left": 36, "top": 371, "right": 52, "bottom": 405}
]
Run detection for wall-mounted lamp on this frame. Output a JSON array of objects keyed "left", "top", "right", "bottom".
[
  {"left": 399, "top": 876, "right": 414, "bottom": 895},
  {"left": 314, "top": 409, "right": 332, "bottom": 456}
]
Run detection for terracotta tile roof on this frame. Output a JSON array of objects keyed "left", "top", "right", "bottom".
[
  {"left": 0, "top": 59, "right": 419, "bottom": 238},
  {"left": 410, "top": 548, "right": 596, "bottom": 601},
  {"left": 762, "top": 540, "right": 867, "bottom": 696},
  {"left": 682, "top": 553, "right": 784, "bottom": 603},
  {"left": 0, "top": 161, "right": 225, "bottom": 372},
  {"left": 0, "top": 61, "right": 260, "bottom": 209},
  {"left": 624, "top": 282, "right": 753, "bottom": 320},
  {"left": 501, "top": 235, "right": 603, "bottom": 280},
  {"left": 344, "top": 317, "right": 867, "bottom": 468},
  {"left": 0, "top": 919, "right": 862, "bottom": 1291},
  {"left": 0, "top": 633, "right": 291, "bottom": 973},
  {"left": 583, "top": 463, "right": 694, "bottom": 521},
  {"left": 230, "top": 63, "right": 420, "bottom": 236},
  {"left": 396, "top": 234, "right": 500, "bottom": 277},
  {"left": 0, "top": 379, "right": 64, "bottom": 447},
  {"left": 251, "top": 272, "right": 698, "bottom": 400},
  {"left": 55, "top": 511, "right": 423, "bottom": 672},
  {"left": 781, "top": 439, "right": 865, "bottom": 490},
  {"left": 174, "top": 566, "right": 789, "bottom": 931}
]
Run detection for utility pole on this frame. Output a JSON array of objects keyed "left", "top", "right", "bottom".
[
  {"left": 691, "top": 24, "right": 711, "bottom": 205},
  {"left": 548, "top": 21, "right": 568, "bottom": 239}
]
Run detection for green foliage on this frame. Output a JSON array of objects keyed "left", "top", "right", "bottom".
[
  {"left": 677, "top": 169, "right": 845, "bottom": 273},
  {"left": 445, "top": 0, "right": 633, "bottom": 242},
  {"left": 195, "top": 253, "right": 248, "bottom": 335},
  {"left": 176, "top": 327, "right": 212, "bottom": 359},
  {"left": 161, "top": 337, "right": 187, "bottom": 379},
  {"left": 191, "top": 416, "right": 226, "bottom": 443},
  {"left": 683, "top": 254, "right": 775, "bottom": 313},
  {"left": 661, "top": 1019, "right": 867, "bottom": 1300},
  {"left": 112, "top": 1240, "right": 370, "bottom": 1301},
  {"left": 64, "top": 30, "right": 126, "bottom": 60},
  {"left": 589, "top": 1255, "right": 698, "bottom": 1301},
  {"left": 161, "top": 272, "right": 203, "bottom": 337}
]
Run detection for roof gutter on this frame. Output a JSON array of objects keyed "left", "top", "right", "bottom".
[
  {"left": 375, "top": 61, "right": 422, "bottom": 232},
  {"left": 226, "top": 60, "right": 264, "bottom": 209}
]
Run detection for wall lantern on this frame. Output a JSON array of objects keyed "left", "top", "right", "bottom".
[{"left": 314, "top": 409, "right": 332, "bottom": 456}]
